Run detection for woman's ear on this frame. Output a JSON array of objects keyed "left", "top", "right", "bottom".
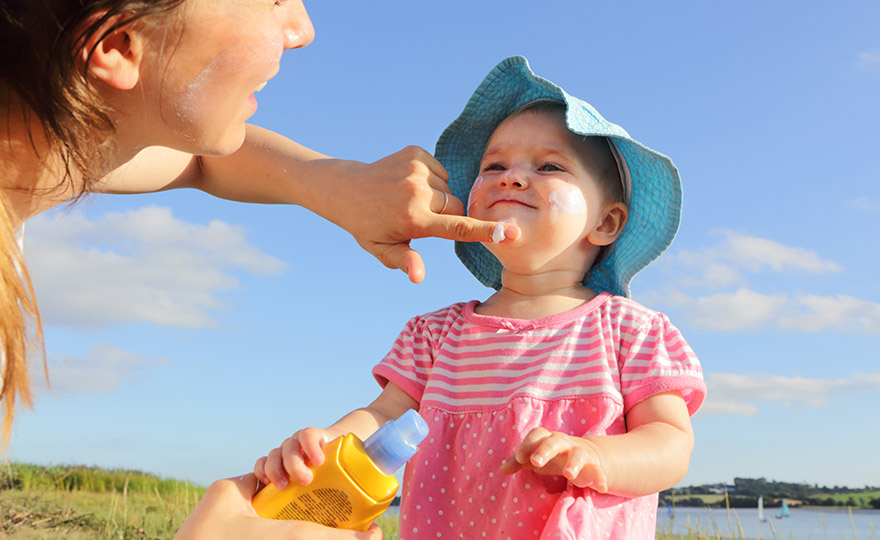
[
  {"left": 587, "top": 202, "right": 628, "bottom": 247},
  {"left": 78, "top": 13, "right": 143, "bottom": 90}
]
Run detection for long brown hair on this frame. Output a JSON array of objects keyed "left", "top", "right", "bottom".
[{"left": 0, "top": 0, "right": 184, "bottom": 445}]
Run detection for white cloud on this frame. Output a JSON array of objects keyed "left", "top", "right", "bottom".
[
  {"left": 780, "top": 294, "right": 880, "bottom": 333},
  {"left": 24, "top": 206, "right": 287, "bottom": 329},
  {"left": 857, "top": 50, "right": 880, "bottom": 72},
  {"left": 701, "top": 372, "right": 880, "bottom": 416},
  {"left": 684, "top": 289, "right": 787, "bottom": 331},
  {"left": 668, "top": 289, "right": 880, "bottom": 334},
  {"left": 667, "top": 230, "right": 841, "bottom": 289},
  {"left": 850, "top": 196, "right": 880, "bottom": 213},
  {"left": 33, "top": 343, "right": 167, "bottom": 394},
  {"left": 724, "top": 234, "right": 841, "bottom": 274}
]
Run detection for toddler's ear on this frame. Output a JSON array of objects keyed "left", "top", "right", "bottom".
[
  {"left": 587, "top": 202, "right": 628, "bottom": 247},
  {"left": 78, "top": 12, "right": 143, "bottom": 90}
]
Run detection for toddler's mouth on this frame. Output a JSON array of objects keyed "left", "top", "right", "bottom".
[{"left": 490, "top": 198, "right": 534, "bottom": 209}]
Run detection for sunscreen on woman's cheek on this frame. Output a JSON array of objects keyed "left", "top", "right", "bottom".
[{"left": 252, "top": 410, "right": 428, "bottom": 531}]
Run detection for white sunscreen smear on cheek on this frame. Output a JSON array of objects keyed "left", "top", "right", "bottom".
[
  {"left": 468, "top": 175, "right": 484, "bottom": 213},
  {"left": 548, "top": 184, "right": 587, "bottom": 215}
]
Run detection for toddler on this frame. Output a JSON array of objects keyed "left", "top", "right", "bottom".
[{"left": 254, "top": 56, "right": 706, "bottom": 540}]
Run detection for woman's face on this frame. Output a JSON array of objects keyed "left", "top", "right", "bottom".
[{"left": 136, "top": 0, "right": 314, "bottom": 155}]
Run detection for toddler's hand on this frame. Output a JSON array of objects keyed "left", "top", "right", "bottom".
[
  {"left": 500, "top": 427, "right": 609, "bottom": 493},
  {"left": 253, "top": 427, "right": 340, "bottom": 490}
]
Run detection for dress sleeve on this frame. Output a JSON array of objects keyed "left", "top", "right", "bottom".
[
  {"left": 618, "top": 313, "right": 706, "bottom": 415},
  {"left": 372, "top": 314, "right": 437, "bottom": 404}
]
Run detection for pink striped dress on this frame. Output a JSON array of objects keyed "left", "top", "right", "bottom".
[{"left": 372, "top": 292, "right": 706, "bottom": 540}]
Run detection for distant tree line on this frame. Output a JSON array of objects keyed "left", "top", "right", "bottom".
[{"left": 660, "top": 477, "right": 880, "bottom": 509}]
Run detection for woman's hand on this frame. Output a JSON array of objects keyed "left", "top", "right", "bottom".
[
  {"left": 108, "top": 131, "right": 521, "bottom": 284},
  {"left": 173, "top": 474, "right": 382, "bottom": 540},
  {"left": 500, "top": 427, "right": 609, "bottom": 493},
  {"left": 333, "top": 146, "right": 520, "bottom": 283},
  {"left": 254, "top": 427, "right": 340, "bottom": 489}
]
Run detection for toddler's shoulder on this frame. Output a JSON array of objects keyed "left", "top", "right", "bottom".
[
  {"left": 404, "top": 300, "right": 472, "bottom": 331},
  {"left": 600, "top": 294, "right": 667, "bottom": 325}
]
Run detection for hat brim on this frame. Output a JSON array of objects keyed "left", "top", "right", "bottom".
[{"left": 435, "top": 56, "right": 682, "bottom": 298}]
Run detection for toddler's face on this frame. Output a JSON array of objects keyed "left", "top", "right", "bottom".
[{"left": 467, "top": 111, "right": 613, "bottom": 276}]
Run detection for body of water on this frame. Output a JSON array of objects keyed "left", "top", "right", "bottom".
[
  {"left": 658, "top": 506, "right": 879, "bottom": 540},
  {"left": 385, "top": 504, "right": 878, "bottom": 539}
]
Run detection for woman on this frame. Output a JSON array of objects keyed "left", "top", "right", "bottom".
[{"left": 1, "top": 1, "right": 519, "bottom": 538}]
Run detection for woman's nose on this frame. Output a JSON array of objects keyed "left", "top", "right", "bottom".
[
  {"left": 282, "top": 1, "right": 316, "bottom": 50},
  {"left": 497, "top": 168, "right": 528, "bottom": 189}
]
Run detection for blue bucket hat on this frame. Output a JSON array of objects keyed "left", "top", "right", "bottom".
[{"left": 434, "top": 56, "right": 682, "bottom": 298}]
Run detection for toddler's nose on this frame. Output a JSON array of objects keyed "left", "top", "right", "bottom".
[{"left": 497, "top": 168, "right": 528, "bottom": 189}]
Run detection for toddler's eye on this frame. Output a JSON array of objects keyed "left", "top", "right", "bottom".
[
  {"left": 482, "top": 163, "right": 505, "bottom": 172},
  {"left": 538, "top": 162, "right": 564, "bottom": 172}
]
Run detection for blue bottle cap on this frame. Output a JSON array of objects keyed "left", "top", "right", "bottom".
[{"left": 362, "top": 409, "right": 429, "bottom": 476}]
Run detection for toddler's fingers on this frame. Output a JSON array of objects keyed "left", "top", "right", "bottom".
[
  {"left": 499, "top": 455, "right": 525, "bottom": 475},
  {"left": 253, "top": 456, "right": 270, "bottom": 485},
  {"left": 560, "top": 446, "right": 590, "bottom": 483},
  {"left": 263, "top": 446, "right": 290, "bottom": 489},
  {"left": 279, "top": 437, "right": 313, "bottom": 486},
  {"left": 513, "top": 427, "right": 553, "bottom": 465},
  {"left": 562, "top": 448, "right": 608, "bottom": 493},
  {"left": 528, "top": 432, "right": 573, "bottom": 469},
  {"left": 295, "top": 428, "right": 330, "bottom": 467}
]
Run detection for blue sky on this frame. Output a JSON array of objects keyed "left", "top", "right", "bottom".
[{"left": 9, "top": 1, "right": 879, "bottom": 490}]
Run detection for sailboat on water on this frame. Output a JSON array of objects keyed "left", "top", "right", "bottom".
[
  {"left": 758, "top": 496, "right": 767, "bottom": 522},
  {"left": 776, "top": 499, "right": 790, "bottom": 519}
]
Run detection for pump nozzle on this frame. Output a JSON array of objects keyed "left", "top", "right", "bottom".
[{"left": 362, "top": 410, "right": 429, "bottom": 476}]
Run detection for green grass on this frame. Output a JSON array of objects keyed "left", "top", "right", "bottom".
[
  {"left": 822, "top": 491, "right": 880, "bottom": 506},
  {"left": 0, "top": 462, "right": 401, "bottom": 539},
  {"left": 1, "top": 462, "right": 204, "bottom": 539},
  {"left": 1, "top": 462, "right": 871, "bottom": 540}
]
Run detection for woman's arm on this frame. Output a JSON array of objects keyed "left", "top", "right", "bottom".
[
  {"left": 501, "top": 391, "right": 695, "bottom": 498},
  {"left": 94, "top": 125, "right": 520, "bottom": 283}
]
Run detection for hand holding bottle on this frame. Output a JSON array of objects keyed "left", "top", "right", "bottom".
[
  {"left": 255, "top": 426, "right": 343, "bottom": 489},
  {"left": 173, "top": 474, "right": 382, "bottom": 540},
  {"left": 251, "top": 410, "right": 428, "bottom": 530}
]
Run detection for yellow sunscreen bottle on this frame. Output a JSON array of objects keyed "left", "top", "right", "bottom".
[{"left": 252, "top": 409, "right": 429, "bottom": 531}]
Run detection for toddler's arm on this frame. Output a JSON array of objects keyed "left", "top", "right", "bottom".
[
  {"left": 254, "top": 382, "right": 418, "bottom": 490},
  {"left": 500, "top": 391, "right": 694, "bottom": 498}
]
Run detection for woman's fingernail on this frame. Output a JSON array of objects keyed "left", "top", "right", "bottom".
[
  {"left": 503, "top": 225, "right": 520, "bottom": 241},
  {"left": 275, "top": 478, "right": 288, "bottom": 489},
  {"left": 532, "top": 456, "right": 545, "bottom": 466}
]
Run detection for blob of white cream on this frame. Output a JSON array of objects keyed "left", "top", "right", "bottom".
[
  {"left": 548, "top": 183, "right": 588, "bottom": 215},
  {"left": 491, "top": 224, "right": 506, "bottom": 243}
]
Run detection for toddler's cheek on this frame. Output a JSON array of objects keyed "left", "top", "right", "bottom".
[
  {"left": 467, "top": 175, "right": 485, "bottom": 214},
  {"left": 548, "top": 184, "right": 587, "bottom": 216}
]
